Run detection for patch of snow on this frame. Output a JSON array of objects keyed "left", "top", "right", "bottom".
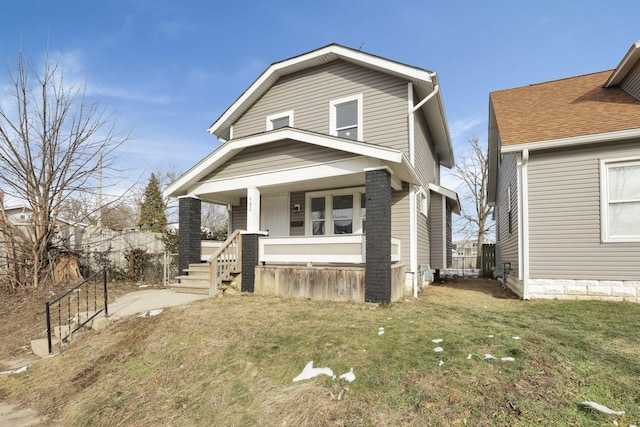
[
  {"left": 438, "top": 360, "right": 444, "bottom": 366},
  {"left": 138, "top": 311, "right": 148, "bottom": 317},
  {"left": 484, "top": 354, "right": 497, "bottom": 360},
  {"left": 0, "top": 366, "right": 27, "bottom": 376},
  {"left": 339, "top": 368, "right": 356, "bottom": 383},
  {"left": 378, "top": 327, "right": 385, "bottom": 336},
  {"left": 512, "top": 336, "right": 521, "bottom": 340},
  {"left": 501, "top": 357, "right": 515, "bottom": 362},
  {"left": 487, "top": 335, "right": 494, "bottom": 338},
  {"left": 149, "top": 309, "right": 163, "bottom": 316},
  {"left": 293, "top": 361, "right": 334, "bottom": 382},
  {"left": 434, "top": 347, "right": 444, "bottom": 353},
  {"left": 580, "top": 401, "right": 625, "bottom": 416},
  {"left": 432, "top": 338, "right": 443, "bottom": 343},
  {"left": 467, "top": 354, "right": 473, "bottom": 359}
]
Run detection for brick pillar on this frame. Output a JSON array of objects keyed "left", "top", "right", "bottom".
[
  {"left": 178, "top": 196, "right": 201, "bottom": 275},
  {"left": 241, "top": 233, "right": 259, "bottom": 292},
  {"left": 365, "top": 168, "right": 392, "bottom": 303}
]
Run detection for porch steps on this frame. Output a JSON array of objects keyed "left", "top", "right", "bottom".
[{"left": 172, "top": 263, "right": 240, "bottom": 295}]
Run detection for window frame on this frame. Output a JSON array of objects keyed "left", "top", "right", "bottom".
[
  {"left": 266, "top": 110, "right": 294, "bottom": 131},
  {"left": 305, "top": 187, "right": 366, "bottom": 236},
  {"left": 416, "top": 187, "right": 428, "bottom": 217},
  {"left": 329, "top": 94, "right": 363, "bottom": 141},
  {"left": 600, "top": 157, "right": 640, "bottom": 243}
]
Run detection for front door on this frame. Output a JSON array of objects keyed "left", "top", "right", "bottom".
[{"left": 261, "top": 194, "right": 289, "bottom": 236}]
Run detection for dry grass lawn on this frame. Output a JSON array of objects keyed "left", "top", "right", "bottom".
[{"left": 1, "top": 278, "right": 639, "bottom": 426}]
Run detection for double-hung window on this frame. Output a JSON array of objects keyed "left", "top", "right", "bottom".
[
  {"left": 601, "top": 158, "right": 640, "bottom": 242},
  {"left": 266, "top": 110, "right": 294, "bottom": 130},
  {"left": 307, "top": 189, "right": 366, "bottom": 235},
  {"left": 330, "top": 94, "right": 363, "bottom": 141}
]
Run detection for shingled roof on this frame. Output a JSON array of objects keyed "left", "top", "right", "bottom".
[{"left": 490, "top": 70, "right": 640, "bottom": 147}]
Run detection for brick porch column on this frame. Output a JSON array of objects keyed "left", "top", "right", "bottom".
[
  {"left": 178, "top": 196, "right": 201, "bottom": 276},
  {"left": 365, "top": 168, "right": 392, "bottom": 303},
  {"left": 241, "top": 233, "right": 260, "bottom": 292}
]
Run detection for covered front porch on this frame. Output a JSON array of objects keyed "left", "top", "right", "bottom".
[{"left": 165, "top": 128, "right": 419, "bottom": 303}]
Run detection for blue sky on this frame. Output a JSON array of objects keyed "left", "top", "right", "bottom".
[{"left": 0, "top": 0, "right": 638, "bottom": 199}]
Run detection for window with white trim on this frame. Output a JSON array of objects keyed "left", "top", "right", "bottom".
[
  {"left": 330, "top": 94, "right": 363, "bottom": 141},
  {"left": 306, "top": 188, "right": 366, "bottom": 235},
  {"left": 416, "top": 187, "right": 428, "bottom": 216},
  {"left": 601, "top": 158, "right": 640, "bottom": 242},
  {"left": 266, "top": 110, "right": 294, "bottom": 130}
]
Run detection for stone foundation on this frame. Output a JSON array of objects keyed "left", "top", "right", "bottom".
[{"left": 527, "top": 278, "right": 639, "bottom": 303}]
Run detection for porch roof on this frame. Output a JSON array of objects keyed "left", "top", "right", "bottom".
[
  {"left": 429, "top": 183, "right": 461, "bottom": 214},
  {"left": 164, "top": 128, "right": 419, "bottom": 202}
]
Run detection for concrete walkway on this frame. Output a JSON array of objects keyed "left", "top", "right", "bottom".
[{"left": 4, "top": 288, "right": 209, "bottom": 425}]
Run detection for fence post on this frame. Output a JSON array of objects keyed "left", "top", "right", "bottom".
[
  {"left": 103, "top": 269, "right": 108, "bottom": 317},
  {"left": 45, "top": 301, "right": 52, "bottom": 354}
]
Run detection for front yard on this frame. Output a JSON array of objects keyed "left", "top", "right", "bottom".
[{"left": 0, "top": 278, "right": 638, "bottom": 426}]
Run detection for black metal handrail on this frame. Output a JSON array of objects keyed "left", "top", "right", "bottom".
[{"left": 45, "top": 269, "right": 108, "bottom": 354}]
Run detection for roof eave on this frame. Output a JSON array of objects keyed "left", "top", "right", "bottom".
[{"left": 604, "top": 39, "right": 640, "bottom": 87}]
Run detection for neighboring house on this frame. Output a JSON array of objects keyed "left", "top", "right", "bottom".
[
  {"left": 488, "top": 40, "right": 640, "bottom": 302},
  {"left": 165, "top": 44, "right": 459, "bottom": 303}
]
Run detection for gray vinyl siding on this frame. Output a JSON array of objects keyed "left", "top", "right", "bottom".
[
  {"left": 205, "top": 140, "right": 358, "bottom": 181},
  {"left": 231, "top": 197, "right": 247, "bottom": 231},
  {"left": 621, "top": 61, "right": 640, "bottom": 99},
  {"left": 233, "top": 59, "right": 409, "bottom": 154},
  {"left": 429, "top": 192, "right": 444, "bottom": 269},
  {"left": 391, "top": 184, "right": 411, "bottom": 266},
  {"left": 289, "top": 192, "right": 305, "bottom": 236},
  {"left": 446, "top": 206, "right": 453, "bottom": 268},
  {"left": 414, "top": 106, "right": 437, "bottom": 185},
  {"left": 417, "top": 210, "right": 430, "bottom": 269},
  {"left": 527, "top": 139, "right": 640, "bottom": 280},
  {"left": 495, "top": 153, "right": 519, "bottom": 276}
]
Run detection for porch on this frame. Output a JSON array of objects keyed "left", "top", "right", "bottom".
[{"left": 172, "top": 231, "right": 405, "bottom": 303}]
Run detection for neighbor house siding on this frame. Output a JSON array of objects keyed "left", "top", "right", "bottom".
[
  {"left": 495, "top": 152, "right": 520, "bottom": 277},
  {"left": 429, "top": 193, "right": 444, "bottom": 269},
  {"left": 527, "top": 139, "right": 640, "bottom": 281},
  {"left": 391, "top": 184, "right": 410, "bottom": 266},
  {"left": 233, "top": 60, "right": 409, "bottom": 154},
  {"left": 205, "top": 140, "right": 357, "bottom": 181},
  {"left": 621, "top": 61, "right": 640, "bottom": 99}
]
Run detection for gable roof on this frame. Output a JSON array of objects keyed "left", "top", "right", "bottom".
[
  {"left": 604, "top": 39, "right": 640, "bottom": 87},
  {"left": 490, "top": 70, "right": 640, "bottom": 149},
  {"left": 207, "top": 43, "right": 454, "bottom": 168}
]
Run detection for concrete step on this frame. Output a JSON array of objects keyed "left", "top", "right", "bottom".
[
  {"left": 30, "top": 337, "right": 60, "bottom": 359},
  {"left": 53, "top": 324, "right": 77, "bottom": 339},
  {"left": 170, "top": 282, "right": 209, "bottom": 295}
]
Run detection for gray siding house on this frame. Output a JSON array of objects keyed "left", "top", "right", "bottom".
[
  {"left": 165, "top": 44, "right": 459, "bottom": 303},
  {"left": 488, "top": 40, "right": 640, "bottom": 302}
]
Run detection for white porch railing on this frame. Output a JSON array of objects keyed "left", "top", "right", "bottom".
[{"left": 258, "top": 235, "right": 401, "bottom": 264}]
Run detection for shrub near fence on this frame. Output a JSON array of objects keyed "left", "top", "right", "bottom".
[{"left": 79, "top": 250, "right": 179, "bottom": 285}]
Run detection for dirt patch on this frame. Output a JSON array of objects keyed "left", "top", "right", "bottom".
[
  {"left": 435, "top": 277, "right": 519, "bottom": 299},
  {"left": 0, "top": 280, "right": 151, "bottom": 365}
]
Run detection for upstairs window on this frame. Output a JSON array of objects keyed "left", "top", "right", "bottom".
[
  {"left": 266, "top": 110, "right": 294, "bottom": 131},
  {"left": 601, "top": 158, "right": 640, "bottom": 242},
  {"left": 330, "top": 94, "right": 363, "bottom": 141}
]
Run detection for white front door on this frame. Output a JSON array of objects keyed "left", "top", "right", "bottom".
[{"left": 261, "top": 194, "right": 289, "bottom": 236}]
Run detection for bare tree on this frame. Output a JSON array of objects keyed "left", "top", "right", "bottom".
[
  {"left": 452, "top": 135, "right": 494, "bottom": 268},
  {"left": 0, "top": 51, "right": 129, "bottom": 289}
]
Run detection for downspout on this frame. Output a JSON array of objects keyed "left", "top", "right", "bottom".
[
  {"left": 517, "top": 149, "right": 530, "bottom": 299},
  {"left": 407, "top": 77, "right": 446, "bottom": 298},
  {"left": 408, "top": 76, "right": 439, "bottom": 298}
]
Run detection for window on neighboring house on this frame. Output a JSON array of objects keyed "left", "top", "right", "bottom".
[
  {"left": 330, "top": 94, "right": 363, "bottom": 141},
  {"left": 266, "top": 110, "right": 294, "bottom": 131},
  {"left": 601, "top": 158, "right": 640, "bottom": 242},
  {"left": 306, "top": 188, "right": 366, "bottom": 235}
]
